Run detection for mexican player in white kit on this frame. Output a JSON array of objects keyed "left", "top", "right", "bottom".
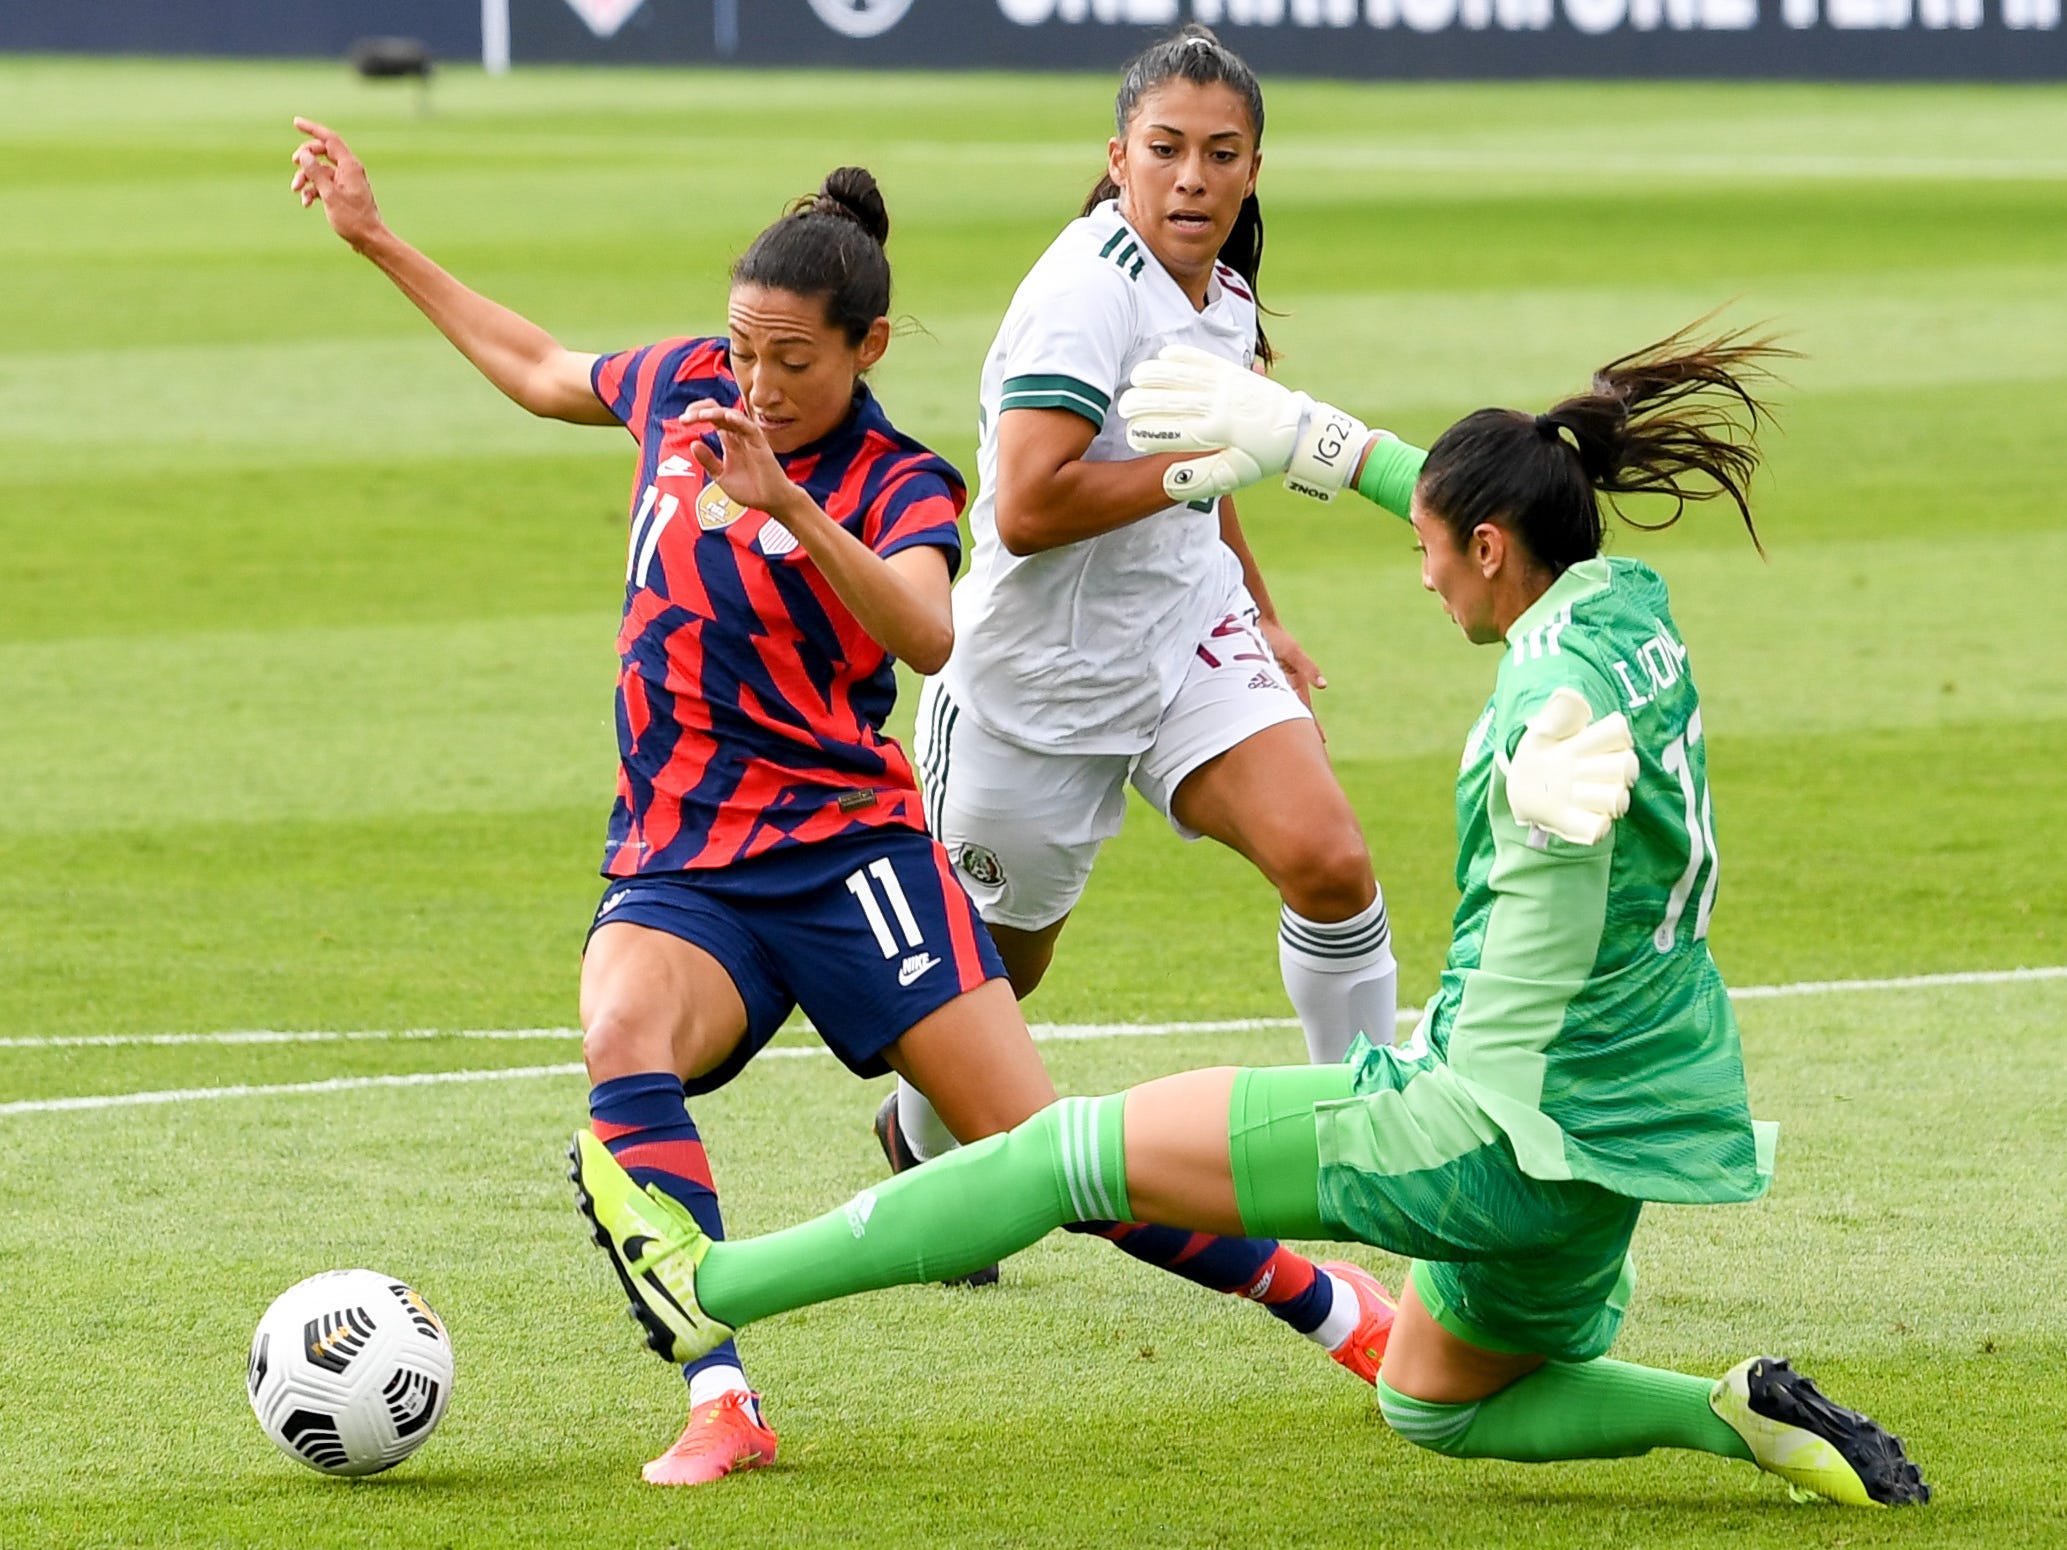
[{"left": 888, "top": 29, "right": 1399, "bottom": 1165}]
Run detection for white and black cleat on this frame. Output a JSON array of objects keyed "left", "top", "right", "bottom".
[{"left": 1713, "top": 1356, "right": 1930, "bottom": 1507}]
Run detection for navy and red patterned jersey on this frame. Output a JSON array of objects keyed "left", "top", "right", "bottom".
[{"left": 590, "top": 337, "right": 965, "bottom": 876}]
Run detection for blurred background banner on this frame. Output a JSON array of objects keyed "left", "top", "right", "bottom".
[
  {"left": 0, "top": 2, "right": 481, "bottom": 61},
  {"left": 1, "top": 0, "right": 2059, "bottom": 79}
]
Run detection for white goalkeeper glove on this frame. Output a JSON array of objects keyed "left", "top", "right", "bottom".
[
  {"left": 1116, "top": 345, "right": 1369, "bottom": 505},
  {"left": 1504, "top": 688, "right": 1639, "bottom": 847}
]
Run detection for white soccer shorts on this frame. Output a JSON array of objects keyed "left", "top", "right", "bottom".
[{"left": 913, "top": 584, "right": 1311, "bottom": 932}]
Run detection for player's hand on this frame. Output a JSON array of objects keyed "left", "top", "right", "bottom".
[
  {"left": 1259, "top": 616, "right": 1327, "bottom": 716},
  {"left": 1117, "top": 345, "right": 1369, "bottom": 505},
  {"left": 289, "top": 118, "right": 384, "bottom": 249},
  {"left": 677, "top": 401, "right": 803, "bottom": 516},
  {"left": 1504, "top": 688, "right": 1639, "bottom": 847}
]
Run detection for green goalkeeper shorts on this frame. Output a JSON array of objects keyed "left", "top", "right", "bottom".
[{"left": 1227, "top": 1062, "right": 1640, "bottom": 1363}]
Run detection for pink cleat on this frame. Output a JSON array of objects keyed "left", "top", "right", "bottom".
[
  {"left": 1321, "top": 1260, "right": 1397, "bottom": 1385},
  {"left": 641, "top": 1391, "right": 779, "bottom": 1486}
]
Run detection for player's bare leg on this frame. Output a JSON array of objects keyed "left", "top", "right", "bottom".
[
  {"left": 580, "top": 923, "right": 751, "bottom": 1084},
  {"left": 874, "top": 915, "right": 1068, "bottom": 1277},
  {"left": 1172, "top": 719, "right": 1395, "bottom": 1063},
  {"left": 1371, "top": 1277, "right": 1925, "bottom": 1504},
  {"left": 1379, "top": 1277, "right": 1543, "bottom": 1402},
  {"left": 884, "top": 978, "right": 1059, "bottom": 1139},
  {"left": 652, "top": 1063, "right": 1390, "bottom": 1377},
  {"left": 575, "top": 925, "right": 778, "bottom": 1486},
  {"left": 885, "top": 996, "right": 1389, "bottom": 1365},
  {"left": 1122, "top": 1067, "right": 1395, "bottom": 1377},
  {"left": 982, "top": 915, "right": 1072, "bottom": 999},
  {"left": 1112, "top": 1067, "right": 1246, "bottom": 1235}
]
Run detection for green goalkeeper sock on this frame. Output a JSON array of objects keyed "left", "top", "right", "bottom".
[
  {"left": 1376, "top": 1359, "right": 1756, "bottom": 1463},
  {"left": 695, "top": 1095, "right": 1129, "bottom": 1329}
]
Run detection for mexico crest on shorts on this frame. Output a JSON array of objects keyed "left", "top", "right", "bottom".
[
  {"left": 957, "top": 843, "right": 1005, "bottom": 888},
  {"left": 696, "top": 482, "right": 741, "bottom": 531}
]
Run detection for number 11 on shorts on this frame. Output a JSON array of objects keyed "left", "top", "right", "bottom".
[{"left": 845, "top": 858, "right": 926, "bottom": 959}]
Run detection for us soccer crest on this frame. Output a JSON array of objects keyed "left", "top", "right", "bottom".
[{"left": 696, "top": 482, "right": 740, "bottom": 531}]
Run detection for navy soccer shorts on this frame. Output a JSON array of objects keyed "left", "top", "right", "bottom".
[{"left": 586, "top": 827, "right": 1009, "bottom": 1096}]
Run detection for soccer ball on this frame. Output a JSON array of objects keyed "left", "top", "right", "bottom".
[{"left": 246, "top": 1269, "right": 455, "bottom": 1476}]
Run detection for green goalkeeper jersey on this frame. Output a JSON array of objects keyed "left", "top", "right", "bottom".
[{"left": 1347, "top": 442, "right": 1775, "bottom": 1205}]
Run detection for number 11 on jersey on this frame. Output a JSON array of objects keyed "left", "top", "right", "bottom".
[{"left": 845, "top": 857, "right": 926, "bottom": 959}]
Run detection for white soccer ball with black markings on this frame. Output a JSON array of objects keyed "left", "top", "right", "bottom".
[{"left": 247, "top": 1269, "right": 454, "bottom": 1476}]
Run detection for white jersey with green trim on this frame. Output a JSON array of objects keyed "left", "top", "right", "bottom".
[{"left": 938, "top": 199, "right": 1255, "bottom": 755}]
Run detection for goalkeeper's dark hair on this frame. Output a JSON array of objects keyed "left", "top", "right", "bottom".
[
  {"left": 1080, "top": 25, "right": 1274, "bottom": 367},
  {"left": 733, "top": 166, "right": 891, "bottom": 346},
  {"left": 1418, "top": 320, "right": 1794, "bottom": 571}
]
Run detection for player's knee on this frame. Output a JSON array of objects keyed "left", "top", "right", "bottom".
[
  {"left": 580, "top": 1004, "right": 677, "bottom": 1081},
  {"left": 1375, "top": 1380, "right": 1476, "bottom": 1458},
  {"left": 1276, "top": 827, "right": 1376, "bottom": 922}
]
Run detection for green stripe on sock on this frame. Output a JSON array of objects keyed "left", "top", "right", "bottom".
[
  {"left": 1092, "top": 1094, "right": 1130, "bottom": 1221},
  {"left": 1058, "top": 1098, "right": 1094, "bottom": 1219},
  {"left": 1376, "top": 1379, "right": 1479, "bottom": 1452}
]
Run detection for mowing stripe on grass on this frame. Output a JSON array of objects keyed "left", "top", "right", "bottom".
[
  {"left": 0, "top": 1027, "right": 581, "bottom": 1050},
  {"left": 4, "top": 1063, "right": 588, "bottom": 1114},
  {"left": 3, "top": 963, "right": 2062, "bottom": 1057},
  {"left": 3, "top": 964, "right": 2063, "bottom": 1117}
]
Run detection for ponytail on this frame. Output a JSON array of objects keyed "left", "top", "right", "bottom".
[{"left": 1419, "top": 320, "right": 1794, "bottom": 571}]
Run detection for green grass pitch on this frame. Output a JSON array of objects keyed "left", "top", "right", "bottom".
[{"left": 2, "top": 55, "right": 2066, "bottom": 1548}]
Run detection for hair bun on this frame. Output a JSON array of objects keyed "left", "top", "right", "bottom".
[{"left": 816, "top": 166, "right": 890, "bottom": 247}]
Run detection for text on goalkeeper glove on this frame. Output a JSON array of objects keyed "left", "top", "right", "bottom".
[{"left": 1118, "top": 345, "right": 1368, "bottom": 503}]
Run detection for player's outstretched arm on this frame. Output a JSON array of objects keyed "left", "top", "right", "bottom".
[
  {"left": 679, "top": 403, "right": 954, "bottom": 673},
  {"left": 288, "top": 118, "right": 613, "bottom": 427},
  {"left": 991, "top": 408, "right": 1211, "bottom": 555},
  {"left": 1119, "top": 346, "right": 1428, "bottom": 522},
  {"left": 1118, "top": 346, "right": 1369, "bottom": 504}
]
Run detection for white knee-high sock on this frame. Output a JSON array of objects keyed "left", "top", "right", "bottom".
[
  {"left": 895, "top": 1077, "right": 961, "bottom": 1162},
  {"left": 1278, "top": 893, "right": 1397, "bottom": 1064}
]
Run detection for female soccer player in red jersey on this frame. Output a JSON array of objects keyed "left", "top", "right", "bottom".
[
  {"left": 887, "top": 28, "right": 1399, "bottom": 1186},
  {"left": 289, "top": 121, "right": 1392, "bottom": 1486}
]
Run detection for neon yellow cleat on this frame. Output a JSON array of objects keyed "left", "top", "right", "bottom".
[
  {"left": 569, "top": 1129, "right": 733, "bottom": 1365},
  {"left": 1710, "top": 1356, "right": 1929, "bottom": 1507}
]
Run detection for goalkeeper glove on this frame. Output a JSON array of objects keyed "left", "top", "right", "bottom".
[
  {"left": 1117, "top": 345, "right": 1370, "bottom": 505},
  {"left": 1504, "top": 687, "right": 1639, "bottom": 847}
]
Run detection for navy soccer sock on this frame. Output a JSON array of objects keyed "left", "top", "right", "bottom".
[
  {"left": 1070, "top": 1222, "right": 1343, "bottom": 1337},
  {"left": 590, "top": 1072, "right": 755, "bottom": 1407}
]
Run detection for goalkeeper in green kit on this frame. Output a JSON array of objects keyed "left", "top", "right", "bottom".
[{"left": 570, "top": 323, "right": 1929, "bottom": 1507}]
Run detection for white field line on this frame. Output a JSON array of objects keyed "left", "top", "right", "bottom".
[
  {"left": 0, "top": 1018, "right": 1296, "bottom": 1052},
  {"left": 3, "top": 964, "right": 2063, "bottom": 1118}
]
